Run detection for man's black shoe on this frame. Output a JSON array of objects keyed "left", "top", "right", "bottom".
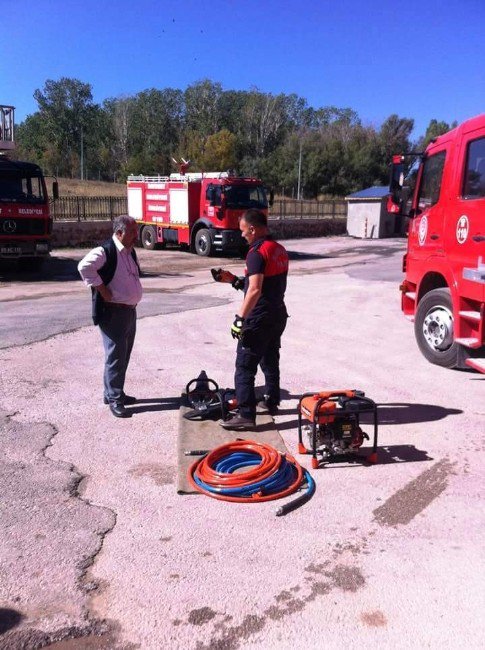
[
  {"left": 104, "top": 394, "right": 137, "bottom": 405},
  {"left": 109, "top": 403, "right": 132, "bottom": 418},
  {"left": 256, "top": 399, "right": 279, "bottom": 415}
]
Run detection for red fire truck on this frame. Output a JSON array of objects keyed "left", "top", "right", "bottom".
[
  {"left": 127, "top": 164, "right": 271, "bottom": 256},
  {"left": 0, "top": 104, "right": 58, "bottom": 270},
  {"left": 389, "top": 114, "right": 485, "bottom": 373}
]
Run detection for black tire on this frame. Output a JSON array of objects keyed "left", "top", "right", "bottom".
[
  {"left": 414, "top": 287, "right": 463, "bottom": 368},
  {"left": 194, "top": 228, "right": 213, "bottom": 257},
  {"left": 141, "top": 225, "right": 159, "bottom": 250}
]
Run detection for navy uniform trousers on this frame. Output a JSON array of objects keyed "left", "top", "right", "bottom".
[
  {"left": 235, "top": 310, "right": 287, "bottom": 420},
  {"left": 99, "top": 304, "right": 137, "bottom": 405}
]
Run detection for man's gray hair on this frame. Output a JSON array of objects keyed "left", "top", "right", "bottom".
[{"left": 113, "top": 214, "right": 136, "bottom": 234}]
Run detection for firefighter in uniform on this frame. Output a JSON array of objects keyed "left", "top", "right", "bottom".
[{"left": 214, "top": 208, "right": 289, "bottom": 430}]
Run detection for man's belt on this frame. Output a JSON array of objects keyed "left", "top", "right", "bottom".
[{"left": 105, "top": 302, "right": 136, "bottom": 309}]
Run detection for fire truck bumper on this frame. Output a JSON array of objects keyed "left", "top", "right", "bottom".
[
  {"left": 212, "top": 229, "right": 245, "bottom": 252},
  {"left": 0, "top": 240, "right": 51, "bottom": 258}
]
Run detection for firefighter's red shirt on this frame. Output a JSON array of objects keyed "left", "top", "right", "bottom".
[{"left": 244, "top": 237, "right": 289, "bottom": 318}]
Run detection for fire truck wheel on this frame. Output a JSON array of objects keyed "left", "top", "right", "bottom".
[
  {"left": 141, "top": 226, "right": 159, "bottom": 250},
  {"left": 194, "top": 228, "right": 213, "bottom": 257},
  {"left": 414, "top": 288, "right": 463, "bottom": 368}
]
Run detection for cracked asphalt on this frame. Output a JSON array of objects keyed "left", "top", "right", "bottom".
[{"left": 0, "top": 236, "right": 484, "bottom": 649}]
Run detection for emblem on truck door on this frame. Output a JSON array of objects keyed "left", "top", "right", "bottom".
[
  {"left": 456, "top": 215, "right": 469, "bottom": 244},
  {"left": 418, "top": 215, "right": 428, "bottom": 246},
  {"left": 3, "top": 219, "right": 17, "bottom": 233}
]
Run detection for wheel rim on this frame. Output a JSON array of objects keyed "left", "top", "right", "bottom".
[
  {"left": 145, "top": 230, "right": 153, "bottom": 246},
  {"left": 198, "top": 234, "right": 208, "bottom": 253},
  {"left": 422, "top": 304, "right": 454, "bottom": 352}
]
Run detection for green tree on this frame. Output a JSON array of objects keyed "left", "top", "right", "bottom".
[
  {"left": 417, "top": 118, "right": 458, "bottom": 149},
  {"left": 184, "top": 80, "right": 223, "bottom": 138},
  {"left": 32, "top": 77, "right": 96, "bottom": 177},
  {"left": 201, "top": 129, "right": 237, "bottom": 171}
]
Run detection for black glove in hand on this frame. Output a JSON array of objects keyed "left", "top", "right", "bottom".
[
  {"left": 231, "top": 276, "right": 245, "bottom": 291},
  {"left": 231, "top": 315, "right": 245, "bottom": 340}
]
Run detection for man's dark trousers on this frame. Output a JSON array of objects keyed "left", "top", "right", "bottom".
[
  {"left": 235, "top": 313, "right": 287, "bottom": 420},
  {"left": 99, "top": 304, "right": 136, "bottom": 405}
]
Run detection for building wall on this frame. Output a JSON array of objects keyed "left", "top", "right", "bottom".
[{"left": 346, "top": 199, "right": 395, "bottom": 238}]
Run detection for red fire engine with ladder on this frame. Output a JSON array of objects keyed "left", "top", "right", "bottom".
[
  {"left": 127, "top": 160, "right": 272, "bottom": 256},
  {"left": 388, "top": 113, "right": 485, "bottom": 374},
  {"left": 0, "top": 104, "right": 58, "bottom": 270}
]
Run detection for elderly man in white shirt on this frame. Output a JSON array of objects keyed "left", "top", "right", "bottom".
[{"left": 78, "top": 215, "right": 142, "bottom": 418}]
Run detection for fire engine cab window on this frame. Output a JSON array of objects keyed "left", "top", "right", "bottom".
[
  {"left": 417, "top": 151, "right": 446, "bottom": 211},
  {"left": 223, "top": 185, "right": 267, "bottom": 209},
  {"left": 463, "top": 137, "right": 485, "bottom": 199},
  {"left": 0, "top": 173, "right": 45, "bottom": 203}
]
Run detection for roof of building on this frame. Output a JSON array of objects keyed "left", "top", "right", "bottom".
[{"left": 345, "top": 186, "right": 389, "bottom": 200}]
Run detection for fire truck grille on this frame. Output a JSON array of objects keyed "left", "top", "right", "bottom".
[{"left": 0, "top": 218, "right": 46, "bottom": 236}]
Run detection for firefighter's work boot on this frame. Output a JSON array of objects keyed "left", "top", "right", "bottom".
[
  {"left": 219, "top": 413, "right": 255, "bottom": 430},
  {"left": 256, "top": 398, "right": 279, "bottom": 415}
]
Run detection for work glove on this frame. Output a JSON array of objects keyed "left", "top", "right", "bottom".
[
  {"left": 231, "top": 315, "right": 245, "bottom": 340},
  {"left": 211, "top": 268, "right": 244, "bottom": 290}
]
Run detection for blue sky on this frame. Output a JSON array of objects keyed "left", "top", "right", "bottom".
[{"left": 1, "top": 0, "right": 484, "bottom": 138}]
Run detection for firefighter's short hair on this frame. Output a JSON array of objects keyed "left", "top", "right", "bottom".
[
  {"left": 113, "top": 214, "right": 136, "bottom": 234},
  {"left": 241, "top": 209, "right": 267, "bottom": 228}
]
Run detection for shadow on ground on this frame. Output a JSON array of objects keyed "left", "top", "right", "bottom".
[
  {"left": 0, "top": 256, "right": 80, "bottom": 283},
  {"left": 126, "top": 396, "right": 181, "bottom": 415}
]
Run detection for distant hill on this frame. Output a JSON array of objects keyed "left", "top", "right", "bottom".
[{"left": 57, "top": 178, "right": 126, "bottom": 197}]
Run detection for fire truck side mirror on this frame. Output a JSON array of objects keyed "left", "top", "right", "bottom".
[
  {"left": 52, "top": 181, "right": 59, "bottom": 201},
  {"left": 389, "top": 158, "right": 404, "bottom": 201}
]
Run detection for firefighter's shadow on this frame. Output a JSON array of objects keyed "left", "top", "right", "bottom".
[
  {"left": 126, "top": 396, "right": 181, "bottom": 414},
  {"left": 273, "top": 401, "right": 462, "bottom": 466},
  {"left": 361, "top": 402, "right": 463, "bottom": 425},
  {"left": 275, "top": 401, "right": 463, "bottom": 431}
]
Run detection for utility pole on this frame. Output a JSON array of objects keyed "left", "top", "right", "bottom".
[
  {"left": 297, "top": 140, "right": 302, "bottom": 200},
  {"left": 80, "top": 128, "right": 84, "bottom": 181}
]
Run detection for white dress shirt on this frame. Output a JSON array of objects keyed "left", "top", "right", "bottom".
[{"left": 78, "top": 235, "right": 143, "bottom": 306}]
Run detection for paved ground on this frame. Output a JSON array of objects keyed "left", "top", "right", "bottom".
[{"left": 0, "top": 236, "right": 484, "bottom": 650}]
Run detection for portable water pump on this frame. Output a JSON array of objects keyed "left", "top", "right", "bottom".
[{"left": 297, "top": 390, "right": 378, "bottom": 468}]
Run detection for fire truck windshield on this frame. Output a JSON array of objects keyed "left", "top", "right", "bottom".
[
  {"left": 0, "top": 171, "right": 46, "bottom": 203},
  {"left": 223, "top": 185, "right": 268, "bottom": 210}
]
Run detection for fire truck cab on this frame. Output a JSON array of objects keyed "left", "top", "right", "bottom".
[
  {"left": 0, "top": 104, "right": 58, "bottom": 270},
  {"left": 127, "top": 168, "right": 271, "bottom": 257},
  {"left": 389, "top": 114, "right": 485, "bottom": 373}
]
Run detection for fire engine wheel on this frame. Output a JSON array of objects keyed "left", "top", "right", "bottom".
[
  {"left": 414, "top": 288, "right": 461, "bottom": 368},
  {"left": 194, "top": 228, "right": 213, "bottom": 257},
  {"left": 141, "top": 225, "right": 159, "bottom": 250}
]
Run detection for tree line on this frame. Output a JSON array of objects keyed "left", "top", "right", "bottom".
[{"left": 15, "top": 77, "right": 456, "bottom": 198}]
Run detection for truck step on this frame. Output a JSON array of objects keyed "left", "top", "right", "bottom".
[
  {"left": 459, "top": 310, "right": 481, "bottom": 321},
  {"left": 455, "top": 337, "right": 480, "bottom": 348},
  {"left": 465, "top": 358, "right": 485, "bottom": 374},
  {"left": 405, "top": 291, "right": 416, "bottom": 300}
]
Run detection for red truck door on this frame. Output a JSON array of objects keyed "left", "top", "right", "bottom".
[
  {"left": 409, "top": 147, "right": 448, "bottom": 274},
  {"left": 444, "top": 124, "right": 485, "bottom": 304}
]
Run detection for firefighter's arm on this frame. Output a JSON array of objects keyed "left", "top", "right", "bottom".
[{"left": 238, "top": 273, "right": 263, "bottom": 319}]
